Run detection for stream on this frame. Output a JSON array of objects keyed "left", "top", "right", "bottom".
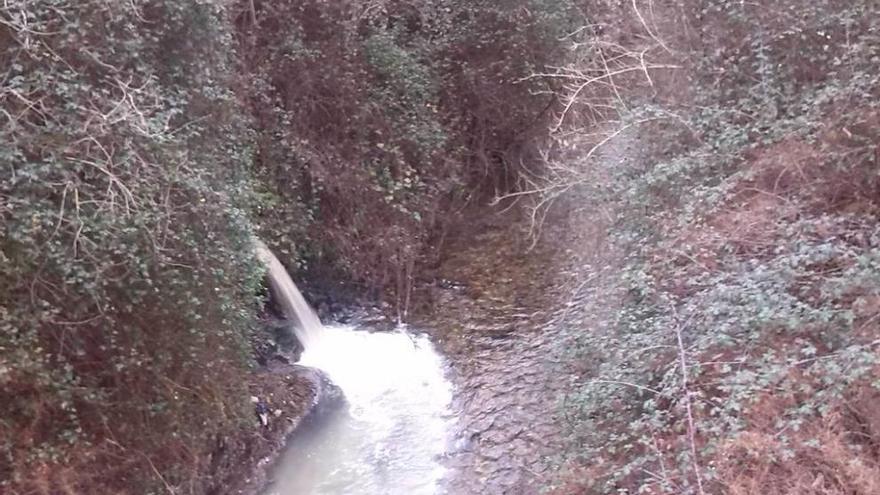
[
  {"left": 255, "top": 220, "right": 569, "bottom": 494},
  {"left": 262, "top": 325, "right": 454, "bottom": 495}
]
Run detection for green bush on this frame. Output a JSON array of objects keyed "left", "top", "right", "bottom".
[
  {"left": 543, "top": 1, "right": 880, "bottom": 492},
  {"left": 0, "top": 1, "right": 262, "bottom": 491}
]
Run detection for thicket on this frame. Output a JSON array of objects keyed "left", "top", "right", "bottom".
[
  {"left": 0, "top": 2, "right": 264, "bottom": 492},
  {"left": 533, "top": 1, "right": 880, "bottom": 493},
  {"left": 0, "top": 0, "right": 580, "bottom": 493},
  {"left": 236, "top": 0, "right": 579, "bottom": 310}
]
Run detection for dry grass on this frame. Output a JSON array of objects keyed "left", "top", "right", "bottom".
[{"left": 717, "top": 372, "right": 880, "bottom": 495}]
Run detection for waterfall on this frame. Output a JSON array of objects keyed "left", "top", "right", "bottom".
[
  {"left": 254, "top": 240, "right": 323, "bottom": 348},
  {"left": 254, "top": 242, "right": 454, "bottom": 495}
]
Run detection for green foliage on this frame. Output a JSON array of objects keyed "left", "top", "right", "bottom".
[
  {"left": 364, "top": 30, "right": 446, "bottom": 153},
  {"left": 550, "top": 1, "right": 880, "bottom": 492},
  {"left": 0, "top": 1, "right": 262, "bottom": 492}
]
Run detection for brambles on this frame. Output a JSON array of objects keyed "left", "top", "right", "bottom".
[
  {"left": 1, "top": 2, "right": 261, "bottom": 492},
  {"left": 531, "top": 1, "right": 880, "bottom": 493}
]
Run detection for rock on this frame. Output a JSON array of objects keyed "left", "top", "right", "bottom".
[{"left": 298, "top": 367, "right": 346, "bottom": 422}]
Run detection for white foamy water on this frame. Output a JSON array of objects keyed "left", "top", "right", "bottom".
[
  {"left": 255, "top": 240, "right": 454, "bottom": 494},
  {"left": 264, "top": 325, "right": 455, "bottom": 495},
  {"left": 255, "top": 241, "right": 323, "bottom": 348}
]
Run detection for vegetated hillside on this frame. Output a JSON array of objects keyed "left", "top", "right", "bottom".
[
  {"left": 237, "top": 0, "right": 578, "bottom": 306},
  {"left": 532, "top": 1, "right": 880, "bottom": 494},
  {"left": 1, "top": 3, "right": 261, "bottom": 492},
  {"left": 0, "top": 1, "right": 578, "bottom": 493}
]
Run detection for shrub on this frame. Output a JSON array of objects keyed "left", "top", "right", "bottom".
[
  {"left": 0, "top": 2, "right": 262, "bottom": 492},
  {"left": 534, "top": 1, "right": 880, "bottom": 493}
]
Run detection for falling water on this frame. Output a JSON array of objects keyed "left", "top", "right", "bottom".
[
  {"left": 254, "top": 240, "right": 323, "bottom": 348},
  {"left": 254, "top": 241, "right": 455, "bottom": 495}
]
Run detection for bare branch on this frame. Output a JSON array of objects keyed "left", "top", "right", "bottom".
[
  {"left": 672, "top": 307, "right": 706, "bottom": 495},
  {"left": 632, "top": 0, "right": 674, "bottom": 55}
]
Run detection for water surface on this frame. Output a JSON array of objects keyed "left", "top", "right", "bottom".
[{"left": 264, "top": 325, "right": 455, "bottom": 495}]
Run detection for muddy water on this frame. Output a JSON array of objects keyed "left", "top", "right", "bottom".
[
  {"left": 438, "top": 315, "right": 569, "bottom": 493},
  {"left": 261, "top": 211, "right": 575, "bottom": 494}
]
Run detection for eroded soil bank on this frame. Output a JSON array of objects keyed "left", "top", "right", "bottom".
[
  {"left": 207, "top": 307, "right": 349, "bottom": 495},
  {"left": 209, "top": 364, "right": 318, "bottom": 495}
]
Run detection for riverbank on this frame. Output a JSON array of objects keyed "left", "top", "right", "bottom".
[
  {"left": 204, "top": 293, "right": 351, "bottom": 495},
  {"left": 214, "top": 299, "right": 404, "bottom": 495},
  {"left": 206, "top": 362, "right": 316, "bottom": 495}
]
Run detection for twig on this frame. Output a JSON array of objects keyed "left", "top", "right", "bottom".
[
  {"left": 590, "top": 379, "right": 664, "bottom": 396},
  {"left": 632, "top": 0, "right": 673, "bottom": 54},
  {"left": 648, "top": 430, "right": 679, "bottom": 492},
  {"left": 672, "top": 307, "right": 706, "bottom": 495},
  {"left": 552, "top": 65, "right": 679, "bottom": 131}
]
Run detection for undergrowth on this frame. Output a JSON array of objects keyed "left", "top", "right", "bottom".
[
  {"left": 236, "top": 0, "right": 580, "bottom": 305},
  {"left": 541, "top": 1, "right": 880, "bottom": 493},
  {"left": 0, "top": 2, "right": 262, "bottom": 492}
]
